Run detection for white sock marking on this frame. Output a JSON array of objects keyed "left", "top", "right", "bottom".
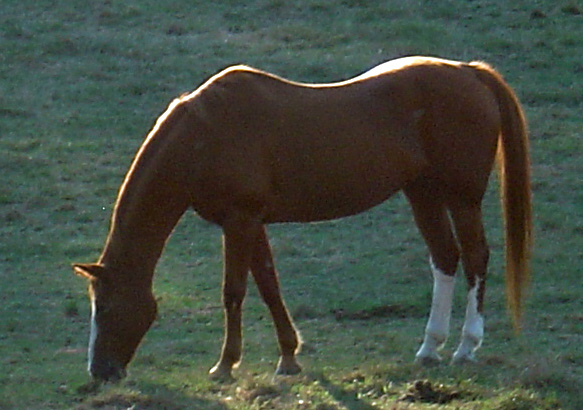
[
  {"left": 88, "top": 298, "right": 98, "bottom": 372},
  {"left": 462, "top": 282, "right": 484, "bottom": 342},
  {"left": 416, "top": 259, "right": 455, "bottom": 361},
  {"left": 453, "top": 281, "right": 484, "bottom": 362}
]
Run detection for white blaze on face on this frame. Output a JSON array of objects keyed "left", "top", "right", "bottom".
[{"left": 88, "top": 297, "right": 98, "bottom": 372}]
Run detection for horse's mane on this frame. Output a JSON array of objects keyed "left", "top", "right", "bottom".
[{"left": 107, "top": 98, "right": 191, "bottom": 235}]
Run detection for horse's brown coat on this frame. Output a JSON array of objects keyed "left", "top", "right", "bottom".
[{"left": 74, "top": 56, "right": 531, "bottom": 381}]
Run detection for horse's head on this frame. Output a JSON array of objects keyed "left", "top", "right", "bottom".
[{"left": 73, "top": 263, "right": 157, "bottom": 382}]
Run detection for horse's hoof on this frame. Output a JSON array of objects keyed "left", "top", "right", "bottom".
[
  {"left": 451, "top": 354, "right": 477, "bottom": 366},
  {"left": 275, "top": 357, "right": 302, "bottom": 376},
  {"left": 414, "top": 355, "right": 442, "bottom": 367},
  {"left": 209, "top": 364, "right": 235, "bottom": 382}
]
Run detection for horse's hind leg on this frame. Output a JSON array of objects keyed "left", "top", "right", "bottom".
[
  {"left": 404, "top": 184, "right": 460, "bottom": 364},
  {"left": 448, "top": 202, "right": 489, "bottom": 363},
  {"left": 250, "top": 227, "right": 302, "bottom": 375},
  {"left": 209, "top": 212, "right": 260, "bottom": 380}
]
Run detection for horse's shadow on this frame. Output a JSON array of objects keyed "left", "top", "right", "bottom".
[
  {"left": 75, "top": 380, "right": 229, "bottom": 410},
  {"left": 314, "top": 375, "right": 379, "bottom": 410}
]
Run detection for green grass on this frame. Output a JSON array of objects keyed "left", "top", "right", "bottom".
[{"left": 2, "top": 0, "right": 583, "bottom": 408}]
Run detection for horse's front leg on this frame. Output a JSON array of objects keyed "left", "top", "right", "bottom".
[
  {"left": 209, "top": 212, "right": 260, "bottom": 380},
  {"left": 250, "top": 226, "right": 301, "bottom": 375}
]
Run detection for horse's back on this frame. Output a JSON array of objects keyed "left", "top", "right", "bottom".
[{"left": 186, "top": 58, "right": 502, "bottom": 223}]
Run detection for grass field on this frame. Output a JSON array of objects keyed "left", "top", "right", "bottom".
[{"left": 1, "top": 0, "right": 583, "bottom": 408}]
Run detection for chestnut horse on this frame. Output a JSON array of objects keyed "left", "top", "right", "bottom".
[{"left": 73, "top": 56, "right": 531, "bottom": 382}]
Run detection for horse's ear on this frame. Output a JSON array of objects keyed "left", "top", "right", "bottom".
[{"left": 73, "top": 263, "right": 105, "bottom": 280}]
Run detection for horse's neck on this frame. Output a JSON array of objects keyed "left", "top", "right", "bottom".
[
  {"left": 102, "top": 192, "right": 188, "bottom": 274},
  {"left": 99, "top": 109, "right": 192, "bottom": 278},
  {"left": 100, "top": 172, "right": 189, "bottom": 278}
]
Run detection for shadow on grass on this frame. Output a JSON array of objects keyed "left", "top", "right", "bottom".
[
  {"left": 316, "top": 374, "right": 378, "bottom": 410},
  {"left": 74, "top": 381, "right": 228, "bottom": 410}
]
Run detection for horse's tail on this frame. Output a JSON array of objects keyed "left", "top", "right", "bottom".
[{"left": 468, "top": 61, "right": 532, "bottom": 330}]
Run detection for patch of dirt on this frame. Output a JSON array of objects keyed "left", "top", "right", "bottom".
[
  {"left": 530, "top": 9, "right": 547, "bottom": 19},
  {"left": 398, "top": 380, "right": 462, "bottom": 404},
  {"left": 75, "top": 391, "right": 183, "bottom": 410},
  {"left": 561, "top": 4, "right": 582, "bottom": 15},
  {"left": 236, "top": 385, "right": 280, "bottom": 403}
]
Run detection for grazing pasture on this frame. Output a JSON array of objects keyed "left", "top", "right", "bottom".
[{"left": 1, "top": 0, "right": 582, "bottom": 408}]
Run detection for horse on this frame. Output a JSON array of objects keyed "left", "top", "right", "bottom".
[{"left": 73, "top": 56, "right": 531, "bottom": 382}]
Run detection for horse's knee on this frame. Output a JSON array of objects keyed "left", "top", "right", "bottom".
[
  {"left": 469, "top": 245, "right": 489, "bottom": 271},
  {"left": 223, "top": 285, "right": 246, "bottom": 310}
]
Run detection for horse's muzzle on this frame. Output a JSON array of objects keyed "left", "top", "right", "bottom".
[{"left": 90, "top": 359, "right": 127, "bottom": 382}]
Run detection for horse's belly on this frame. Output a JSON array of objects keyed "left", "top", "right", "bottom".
[
  {"left": 263, "top": 177, "right": 404, "bottom": 223},
  {"left": 262, "top": 142, "right": 426, "bottom": 223}
]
